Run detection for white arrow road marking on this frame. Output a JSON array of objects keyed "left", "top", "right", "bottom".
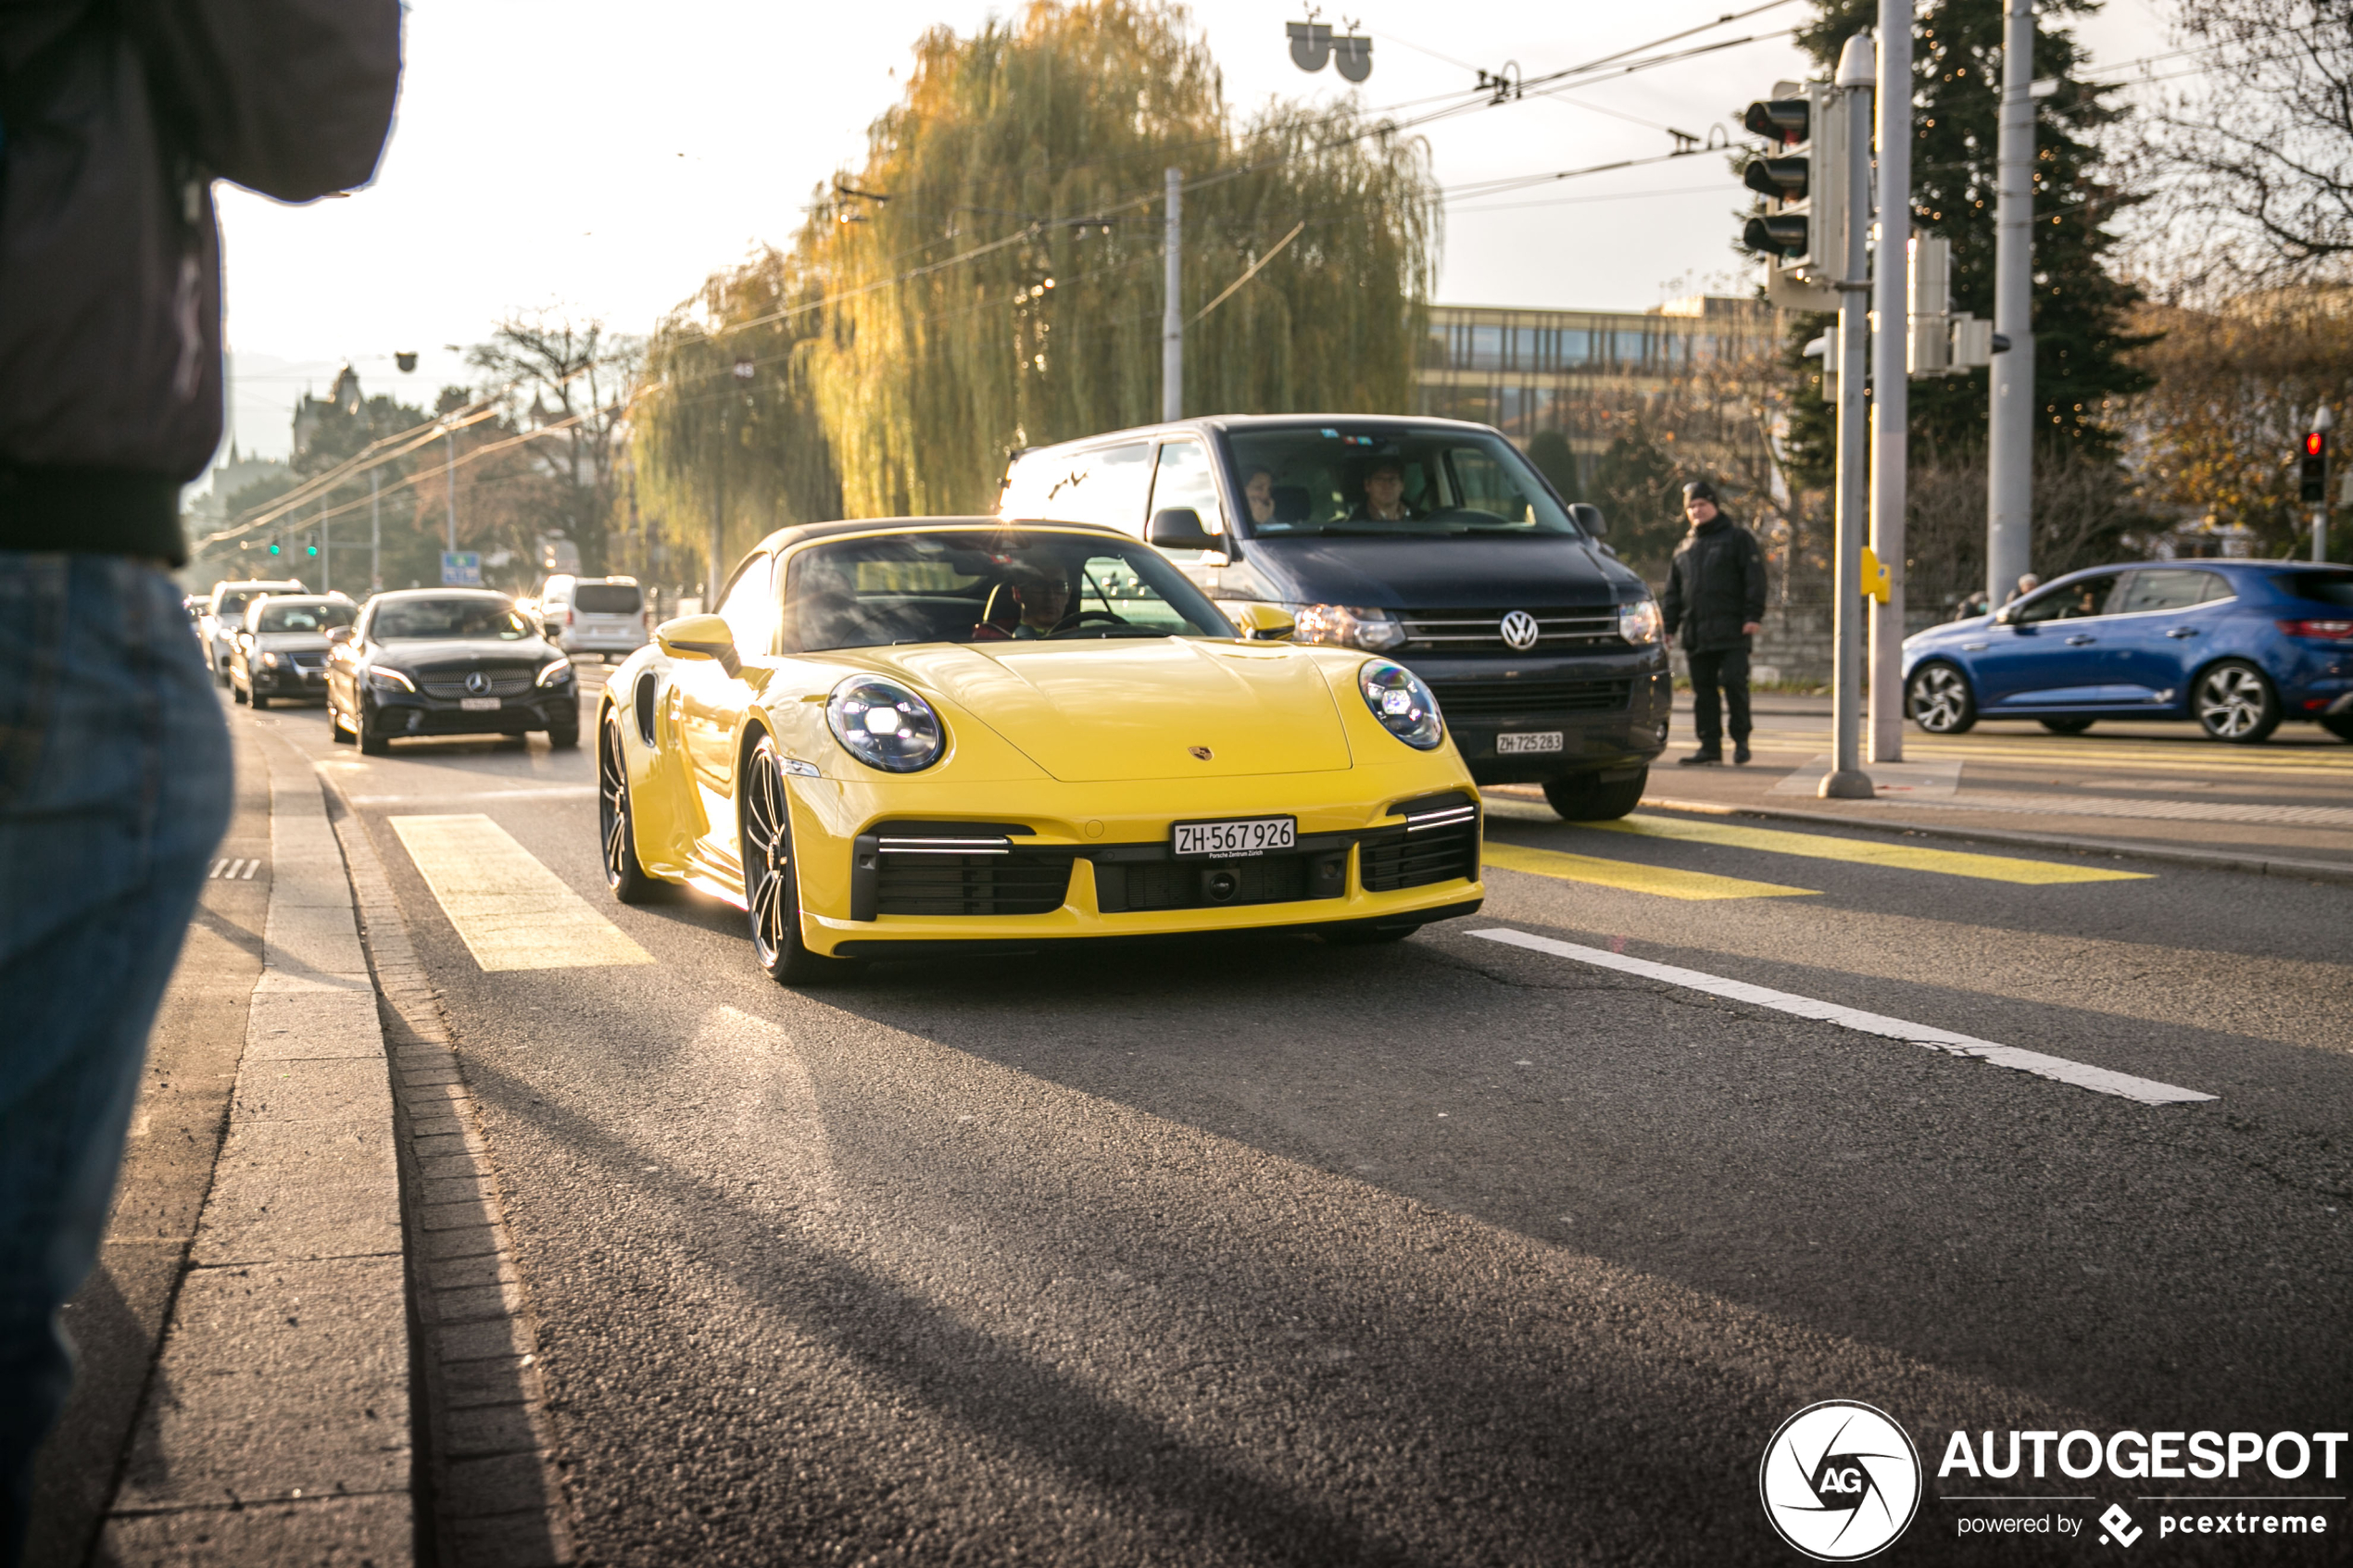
[
  {"left": 1466, "top": 928, "right": 2215, "bottom": 1107},
  {"left": 390, "top": 813, "right": 654, "bottom": 972}
]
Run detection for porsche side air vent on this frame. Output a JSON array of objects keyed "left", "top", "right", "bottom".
[
  {"left": 1361, "top": 792, "right": 1479, "bottom": 892},
  {"left": 850, "top": 822, "right": 1072, "bottom": 920}
]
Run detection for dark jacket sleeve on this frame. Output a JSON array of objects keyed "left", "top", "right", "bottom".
[
  {"left": 1660, "top": 546, "right": 1687, "bottom": 638},
  {"left": 124, "top": 0, "right": 402, "bottom": 200},
  {"left": 1739, "top": 527, "right": 1767, "bottom": 625}
]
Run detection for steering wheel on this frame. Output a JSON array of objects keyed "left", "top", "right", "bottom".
[{"left": 1057, "top": 609, "right": 1130, "bottom": 630}]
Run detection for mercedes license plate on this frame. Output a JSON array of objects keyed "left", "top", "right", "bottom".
[
  {"left": 459, "top": 696, "right": 501, "bottom": 711},
  {"left": 1173, "top": 816, "right": 1295, "bottom": 859},
  {"left": 1497, "top": 731, "right": 1564, "bottom": 755}
]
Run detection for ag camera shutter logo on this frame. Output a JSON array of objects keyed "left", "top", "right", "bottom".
[{"left": 1759, "top": 1400, "right": 1922, "bottom": 1561}]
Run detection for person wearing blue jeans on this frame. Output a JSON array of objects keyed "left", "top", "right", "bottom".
[
  {"left": 0, "top": 3, "right": 400, "bottom": 1557},
  {"left": 0, "top": 556, "right": 233, "bottom": 1557}
]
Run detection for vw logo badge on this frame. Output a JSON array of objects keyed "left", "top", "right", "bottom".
[
  {"left": 1499, "top": 610, "right": 1541, "bottom": 652},
  {"left": 464, "top": 671, "right": 492, "bottom": 696},
  {"left": 1758, "top": 1400, "right": 1920, "bottom": 1561}
]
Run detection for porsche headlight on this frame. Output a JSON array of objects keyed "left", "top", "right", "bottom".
[
  {"left": 535, "top": 657, "right": 574, "bottom": 687},
  {"left": 826, "top": 675, "right": 945, "bottom": 772},
  {"left": 1292, "top": 604, "right": 1406, "bottom": 652},
  {"left": 1618, "top": 597, "right": 1663, "bottom": 646},
  {"left": 368, "top": 666, "right": 416, "bottom": 694},
  {"left": 1358, "top": 659, "right": 1444, "bottom": 750}
]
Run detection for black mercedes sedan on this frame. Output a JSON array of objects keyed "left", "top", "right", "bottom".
[{"left": 325, "top": 589, "right": 579, "bottom": 755}]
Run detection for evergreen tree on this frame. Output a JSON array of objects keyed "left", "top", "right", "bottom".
[
  {"left": 1786, "top": 0, "right": 2153, "bottom": 459},
  {"left": 1525, "top": 429, "right": 1581, "bottom": 502},
  {"left": 1587, "top": 425, "right": 1687, "bottom": 584}
]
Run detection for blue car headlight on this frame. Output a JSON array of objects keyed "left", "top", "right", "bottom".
[
  {"left": 826, "top": 675, "right": 946, "bottom": 772},
  {"left": 1358, "top": 659, "right": 1444, "bottom": 750}
]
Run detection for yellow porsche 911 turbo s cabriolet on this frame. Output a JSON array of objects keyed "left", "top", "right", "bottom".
[{"left": 597, "top": 519, "right": 1483, "bottom": 983}]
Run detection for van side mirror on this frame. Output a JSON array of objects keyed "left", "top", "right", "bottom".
[
  {"left": 1570, "top": 503, "right": 1607, "bottom": 539},
  {"left": 326, "top": 625, "right": 354, "bottom": 644},
  {"left": 1147, "top": 508, "right": 1224, "bottom": 555},
  {"left": 656, "top": 613, "right": 742, "bottom": 677}
]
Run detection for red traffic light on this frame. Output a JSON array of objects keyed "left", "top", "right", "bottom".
[{"left": 2306, "top": 432, "right": 2327, "bottom": 457}]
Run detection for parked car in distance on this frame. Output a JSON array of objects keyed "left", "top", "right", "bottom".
[
  {"left": 997, "top": 415, "right": 1669, "bottom": 820},
  {"left": 201, "top": 577, "right": 306, "bottom": 683},
  {"left": 1902, "top": 561, "right": 2353, "bottom": 744},
  {"left": 536, "top": 574, "right": 649, "bottom": 660},
  {"left": 324, "top": 589, "right": 579, "bottom": 756},
  {"left": 228, "top": 595, "right": 355, "bottom": 709}
]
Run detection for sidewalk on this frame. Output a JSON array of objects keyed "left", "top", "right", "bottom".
[
  {"left": 26, "top": 730, "right": 413, "bottom": 1567},
  {"left": 1518, "top": 694, "right": 2353, "bottom": 883}
]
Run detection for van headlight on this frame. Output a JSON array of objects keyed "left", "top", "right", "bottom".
[
  {"left": 1358, "top": 659, "right": 1444, "bottom": 750},
  {"left": 1618, "top": 598, "right": 1663, "bottom": 646},
  {"left": 1292, "top": 604, "right": 1407, "bottom": 652},
  {"left": 826, "top": 675, "right": 946, "bottom": 772}
]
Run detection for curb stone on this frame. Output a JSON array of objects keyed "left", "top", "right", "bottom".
[{"left": 326, "top": 784, "right": 578, "bottom": 1568}]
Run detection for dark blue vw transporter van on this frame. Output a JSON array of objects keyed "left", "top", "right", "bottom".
[{"left": 998, "top": 415, "right": 1671, "bottom": 819}]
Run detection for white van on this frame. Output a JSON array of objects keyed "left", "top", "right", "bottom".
[{"left": 536, "top": 574, "right": 648, "bottom": 659}]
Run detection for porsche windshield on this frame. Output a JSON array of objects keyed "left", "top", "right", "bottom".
[
  {"left": 371, "top": 598, "right": 534, "bottom": 640},
  {"left": 1227, "top": 425, "right": 1581, "bottom": 538},
  {"left": 785, "top": 532, "right": 1235, "bottom": 651}
]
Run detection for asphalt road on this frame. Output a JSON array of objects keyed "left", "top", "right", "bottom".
[{"left": 243, "top": 671, "right": 2352, "bottom": 1566}]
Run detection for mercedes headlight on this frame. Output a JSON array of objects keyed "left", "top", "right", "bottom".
[
  {"left": 535, "top": 657, "right": 574, "bottom": 687},
  {"left": 826, "top": 675, "right": 945, "bottom": 772},
  {"left": 1618, "top": 598, "right": 1663, "bottom": 646},
  {"left": 1358, "top": 659, "right": 1444, "bottom": 750},
  {"left": 1292, "top": 604, "right": 1406, "bottom": 652},
  {"left": 368, "top": 666, "right": 416, "bottom": 694}
]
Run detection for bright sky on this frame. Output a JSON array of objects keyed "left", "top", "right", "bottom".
[{"left": 215, "top": 0, "right": 2171, "bottom": 465}]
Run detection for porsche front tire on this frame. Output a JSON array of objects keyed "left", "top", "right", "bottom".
[{"left": 742, "top": 735, "right": 860, "bottom": 986}]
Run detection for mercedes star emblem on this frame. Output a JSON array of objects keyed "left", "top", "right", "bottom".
[
  {"left": 465, "top": 671, "right": 492, "bottom": 696},
  {"left": 1499, "top": 610, "right": 1541, "bottom": 652}
]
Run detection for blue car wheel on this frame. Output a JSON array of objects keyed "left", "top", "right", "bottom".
[
  {"left": 1906, "top": 661, "right": 1976, "bottom": 734},
  {"left": 2194, "top": 659, "right": 2280, "bottom": 744}
]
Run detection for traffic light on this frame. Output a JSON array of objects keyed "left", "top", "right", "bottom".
[
  {"left": 1739, "top": 82, "right": 1847, "bottom": 309},
  {"left": 2301, "top": 430, "right": 2329, "bottom": 505},
  {"left": 306, "top": 543, "right": 319, "bottom": 558},
  {"left": 268, "top": 543, "right": 282, "bottom": 555}
]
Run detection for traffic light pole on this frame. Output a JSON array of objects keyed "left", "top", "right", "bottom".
[
  {"left": 1822, "top": 32, "right": 1877, "bottom": 801},
  {"left": 1986, "top": 0, "right": 2035, "bottom": 607},
  {"left": 1867, "top": 0, "right": 1911, "bottom": 765},
  {"left": 1162, "top": 169, "right": 1183, "bottom": 421}
]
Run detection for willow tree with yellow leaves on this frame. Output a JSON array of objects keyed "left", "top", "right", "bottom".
[{"left": 633, "top": 0, "right": 1438, "bottom": 553}]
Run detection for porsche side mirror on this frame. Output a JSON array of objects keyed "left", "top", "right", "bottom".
[
  {"left": 1228, "top": 603, "right": 1295, "bottom": 641},
  {"left": 1147, "top": 508, "right": 1224, "bottom": 555},
  {"left": 656, "top": 613, "right": 742, "bottom": 677},
  {"left": 1570, "top": 502, "right": 1607, "bottom": 539}
]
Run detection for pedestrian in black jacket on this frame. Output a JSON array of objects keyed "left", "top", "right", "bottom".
[
  {"left": 1659, "top": 480, "right": 1768, "bottom": 765},
  {"left": 0, "top": 6, "right": 400, "bottom": 1559}
]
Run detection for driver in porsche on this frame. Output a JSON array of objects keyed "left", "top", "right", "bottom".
[{"left": 1006, "top": 561, "right": 1073, "bottom": 639}]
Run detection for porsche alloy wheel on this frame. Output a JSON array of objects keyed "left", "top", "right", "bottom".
[
  {"left": 599, "top": 712, "right": 661, "bottom": 904},
  {"left": 1906, "top": 661, "right": 1977, "bottom": 734},
  {"left": 742, "top": 736, "right": 858, "bottom": 985},
  {"left": 2195, "top": 660, "right": 2280, "bottom": 744}
]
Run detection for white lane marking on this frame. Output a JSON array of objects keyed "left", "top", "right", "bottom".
[
  {"left": 240, "top": 859, "right": 260, "bottom": 880},
  {"left": 1466, "top": 927, "right": 2216, "bottom": 1107},
  {"left": 346, "top": 785, "right": 598, "bottom": 806},
  {"left": 208, "top": 858, "right": 263, "bottom": 880},
  {"left": 209, "top": 859, "right": 229, "bottom": 879},
  {"left": 389, "top": 813, "right": 654, "bottom": 972}
]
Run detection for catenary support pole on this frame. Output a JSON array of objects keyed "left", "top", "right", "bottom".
[
  {"left": 1986, "top": 0, "right": 2035, "bottom": 605},
  {"left": 1868, "top": 0, "right": 1911, "bottom": 763},
  {"left": 1163, "top": 168, "right": 1183, "bottom": 421},
  {"left": 370, "top": 468, "right": 382, "bottom": 593},
  {"left": 444, "top": 420, "right": 459, "bottom": 553},
  {"left": 320, "top": 498, "right": 330, "bottom": 595},
  {"left": 1824, "top": 32, "right": 1877, "bottom": 801},
  {"left": 2316, "top": 405, "right": 2334, "bottom": 562}
]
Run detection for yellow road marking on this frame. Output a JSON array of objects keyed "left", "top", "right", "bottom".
[
  {"left": 389, "top": 814, "right": 655, "bottom": 972},
  {"left": 1586, "top": 814, "right": 2151, "bottom": 884},
  {"left": 1482, "top": 840, "right": 1818, "bottom": 901}
]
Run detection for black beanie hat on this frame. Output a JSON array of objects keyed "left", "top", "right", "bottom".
[{"left": 1682, "top": 480, "right": 1719, "bottom": 506}]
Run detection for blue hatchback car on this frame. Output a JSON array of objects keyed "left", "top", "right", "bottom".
[{"left": 1902, "top": 561, "right": 2353, "bottom": 744}]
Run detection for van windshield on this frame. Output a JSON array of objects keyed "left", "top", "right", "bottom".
[{"left": 1228, "top": 426, "right": 1580, "bottom": 539}]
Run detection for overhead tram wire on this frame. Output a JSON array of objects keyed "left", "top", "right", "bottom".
[{"left": 684, "top": 9, "right": 1811, "bottom": 351}]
